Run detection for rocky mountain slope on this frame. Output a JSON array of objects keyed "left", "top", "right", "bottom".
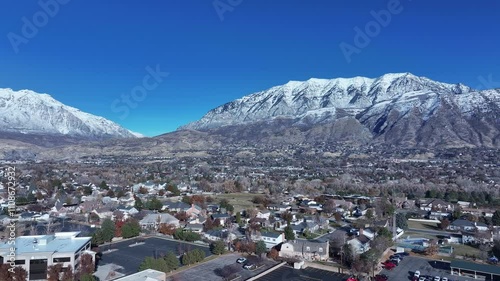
[
  {"left": 182, "top": 73, "right": 500, "bottom": 147},
  {"left": 0, "top": 88, "right": 141, "bottom": 139}
]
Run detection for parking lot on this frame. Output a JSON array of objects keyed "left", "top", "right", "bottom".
[
  {"left": 380, "top": 256, "right": 481, "bottom": 281},
  {"left": 169, "top": 253, "right": 278, "bottom": 281},
  {"left": 255, "top": 265, "right": 349, "bottom": 281},
  {"left": 97, "top": 237, "right": 211, "bottom": 275}
]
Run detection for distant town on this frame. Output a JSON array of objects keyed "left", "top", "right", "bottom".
[{"left": 0, "top": 146, "right": 499, "bottom": 281}]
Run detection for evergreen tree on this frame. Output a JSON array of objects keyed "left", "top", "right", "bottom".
[
  {"left": 492, "top": 210, "right": 500, "bottom": 226},
  {"left": 101, "top": 218, "right": 116, "bottom": 242},
  {"left": 211, "top": 240, "right": 226, "bottom": 255},
  {"left": 164, "top": 252, "right": 180, "bottom": 271},
  {"left": 284, "top": 225, "right": 295, "bottom": 240},
  {"left": 255, "top": 240, "right": 267, "bottom": 256}
]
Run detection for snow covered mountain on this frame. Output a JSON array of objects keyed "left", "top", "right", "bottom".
[
  {"left": 0, "top": 88, "right": 141, "bottom": 139},
  {"left": 181, "top": 73, "right": 500, "bottom": 147}
]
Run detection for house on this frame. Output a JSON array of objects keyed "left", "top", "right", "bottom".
[
  {"left": 279, "top": 239, "right": 329, "bottom": 261},
  {"left": 290, "top": 220, "right": 319, "bottom": 236},
  {"left": 186, "top": 204, "right": 203, "bottom": 218},
  {"left": 419, "top": 199, "right": 454, "bottom": 212},
  {"left": 211, "top": 214, "right": 231, "bottom": 226},
  {"left": 252, "top": 232, "right": 284, "bottom": 249},
  {"left": 203, "top": 229, "right": 237, "bottom": 241},
  {"left": 139, "top": 213, "right": 180, "bottom": 230},
  {"left": 116, "top": 205, "right": 139, "bottom": 219},
  {"left": 183, "top": 224, "right": 203, "bottom": 233},
  {"left": 161, "top": 201, "right": 190, "bottom": 212},
  {"left": 347, "top": 234, "right": 371, "bottom": 254},
  {"left": 91, "top": 207, "right": 114, "bottom": 220},
  {"left": 448, "top": 219, "right": 489, "bottom": 232},
  {"left": 267, "top": 204, "right": 290, "bottom": 212},
  {"left": 256, "top": 210, "right": 271, "bottom": 220},
  {"left": 428, "top": 211, "right": 451, "bottom": 220}
]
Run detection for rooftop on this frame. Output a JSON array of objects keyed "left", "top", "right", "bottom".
[
  {"left": 450, "top": 260, "right": 500, "bottom": 275},
  {"left": 0, "top": 232, "right": 90, "bottom": 255},
  {"left": 114, "top": 269, "right": 166, "bottom": 281}
]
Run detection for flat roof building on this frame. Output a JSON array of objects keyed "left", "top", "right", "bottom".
[
  {"left": 0, "top": 232, "right": 94, "bottom": 281},
  {"left": 450, "top": 260, "right": 500, "bottom": 281}
]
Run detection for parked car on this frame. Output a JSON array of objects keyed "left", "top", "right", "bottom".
[
  {"left": 390, "top": 258, "right": 400, "bottom": 265},
  {"left": 441, "top": 278, "right": 448, "bottom": 281},
  {"left": 414, "top": 270, "right": 421, "bottom": 278},
  {"left": 433, "top": 276, "right": 440, "bottom": 281},
  {"left": 418, "top": 277, "right": 426, "bottom": 281},
  {"left": 383, "top": 262, "right": 396, "bottom": 270},
  {"left": 243, "top": 264, "right": 254, "bottom": 270},
  {"left": 236, "top": 258, "right": 247, "bottom": 264},
  {"left": 374, "top": 274, "right": 388, "bottom": 281}
]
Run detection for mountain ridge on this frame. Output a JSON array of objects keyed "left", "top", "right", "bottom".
[{"left": 0, "top": 88, "right": 142, "bottom": 139}]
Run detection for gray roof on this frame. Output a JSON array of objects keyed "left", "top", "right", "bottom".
[
  {"left": 163, "top": 201, "right": 190, "bottom": 210},
  {"left": 284, "top": 239, "right": 328, "bottom": 253},
  {"left": 450, "top": 260, "right": 500, "bottom": 275},
  {"left": 452, "top": 219, "right": 487, "bottom": 228},
  {"left": 261, "top": 231, "right": 282, "bottom": 239}
]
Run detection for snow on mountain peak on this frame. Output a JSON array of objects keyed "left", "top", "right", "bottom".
[
  {"left": 0, "top": 88, "right": 141, "bottom": 139},
  {"left": 181, "top": 73, "right": 492, "bottom": 131}
]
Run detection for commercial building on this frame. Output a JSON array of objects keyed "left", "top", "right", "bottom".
[{"left": 0, "top": 232, "right": 94, "bottom": 281}]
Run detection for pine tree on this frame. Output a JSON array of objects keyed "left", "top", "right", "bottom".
[
  {"left": 284, "top": 225, "right": 295, "bottom": 240},
  {"left": 164, "top": 252, "right": 180, "bottom": 271}
]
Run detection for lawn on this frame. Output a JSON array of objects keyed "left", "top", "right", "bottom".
[
  {"left": 213, "top": 192, "right": 260, "bottom": 212},
  {"left": 450, "top": 244, "right": 482, "bottom": 258},
  {"left": 408, "top": 220, "right": 439, "bottom": 231}
]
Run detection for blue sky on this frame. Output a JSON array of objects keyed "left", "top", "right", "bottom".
[{"left": 1, "top": 0, "right": 499, "bottom": 136}]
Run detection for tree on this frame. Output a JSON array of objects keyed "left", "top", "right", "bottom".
[
  {"left": 99, "top": 180, "right": 109, "bottom": 190},
  {"left": 255, "top": 240, "right": 267, "bottom": 256},
  {"left": 182, "top": 249, "right": 206, "bottom": 265},
  {"left": 79, "top": 253, "right": 95, "bottom": 276},
  {"left": 211, "top": 240, "right": 226, "bottom": 255},
  {"left": 377, "top": 227, "right": 392, "bottom": 239},
  {"left": 48, "top": 263, "right": 63, "bottom": 281},
  {"left": 166, "top": 184, "right": 181, "bottom": 196},
  {"left": 61, "top": 265, "right": 74, "bottom": 281},
  {"left": 134, "top": 196, "right": 144, "bottom": 211},
  {"left": 492, "top": 210, "right": 500, "bottom": 226},
  {"left": 164, "top": 251, "right": 180, "bottom": 272},
  {"left": 121, "top": 219, "right": 141, "bottom": 238},
  {"left": 396, "top": 213, "right": 408, "bottom": 230},
  {"left": 267, "top": 248, "right": 279, "bottom": 260},
  {"left": 284, "top": 225, "right": 295, "bottom": 241},
  {"left": 175, "top": 211, "right": 188, "bottom": 222},
  {"left": 146, "top": 197, "right": 163, "bottom": 211},
  {"left": 439, "top": 218, "right": 451, "bottom": 230},
  {"left": 80, "top": 274, "right": 96, "bottom": 281},
  {"left": 107, "top": 189, "right": 115, "bottom": 197},
  {"left": 492, "top": 240, "right": 500, "bottom": 258},
  {"left": 101, "top": 218, "right": 116, "bottom": 242},
  {"left": 425, "top": 240, "right": 439, "bottom": 256},
  {"left": 159, "top": 223, "right": 177, "bottom": 235},
  {"left": 235, "top": 212, "right": 242, "bottom": 224},
  {"left": 219, "top": 199, "right": 234, "bottom": 213},
  {"left": 139, "top": 256, "right": 169, "bottom": 272},
  {"left": 365, "top": 209, "right": 374, "bottom": 220},
  {"left": 281, "top": 211, "right": 293, "bottom": 223},
  {"left": 204, "top": 216, "right": 215, "bottom": 232}
]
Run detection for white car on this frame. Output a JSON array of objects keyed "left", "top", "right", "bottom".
[
  {"left": 433, "top": 277, "right": 440, "bottom": 281},
  {"left": 418, "top": 277, "right": 426, "bottom": 281},
  {"left": 414, "top": 271, "right": 421, "bottom": 277},
  {"left": 243, "top": 264, "right": 254, "bottom": 270},
  {"left": 236, "top": 258, "right": 247, "bottom": 264}
]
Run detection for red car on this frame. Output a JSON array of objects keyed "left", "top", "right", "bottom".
[
  {"left": 346, "top": 278, "right": 358, "bottom": 281},
  {"left": 375, "top": 274, "right": 388, "bottom": 281},
  {"left": 383, "top": 261, "right": 396, "bottom": 270}
]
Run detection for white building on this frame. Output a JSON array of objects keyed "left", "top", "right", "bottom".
[
  {"left": 115, "top": 269, "right": 166, "bottom": 281},
  {"left": 251, "top": 232, "right": 284, "bottom": 249},
  {"left": 0, "top": 232, "right": 95, "bottom": 281}
]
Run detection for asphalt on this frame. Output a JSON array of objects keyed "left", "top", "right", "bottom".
[
  {"left": 169, "top": 253, "right": 278, "bottom": 281},
  {"left": 97, "top": 237, "right": 211, "bottom": 275},
  {"left": 255, "top": 265, "right": 349, "bottom": 281}
]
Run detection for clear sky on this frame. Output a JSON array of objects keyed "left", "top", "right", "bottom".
[{"left": 1, "top": 0, "right": 499, "bottom": 137}]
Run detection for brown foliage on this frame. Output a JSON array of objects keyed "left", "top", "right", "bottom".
[
  {"left": 159, "top": 223, "right": 177, "bottom": 235},
  {"left": 267, "top": 248, "right": 279, "bottom": 260}
]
